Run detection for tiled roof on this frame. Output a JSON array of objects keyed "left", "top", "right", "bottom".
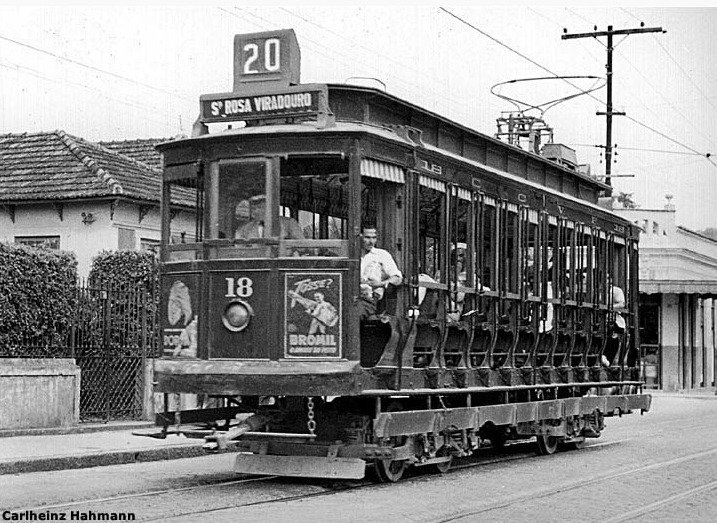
[
  {"left": 98, "top": 138, "right": 166, "bottom": 171},
  {"left": 0, "top": 131, "right": 175, "bottom": 205}
]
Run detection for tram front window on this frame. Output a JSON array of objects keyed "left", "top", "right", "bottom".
[
  {"left": 207, "top": 156, "right": 349, "bottom": 258},
  {"left": 211, "top": 161, "right": 267, "bottom": 241}
]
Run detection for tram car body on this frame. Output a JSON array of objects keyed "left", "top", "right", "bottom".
[{"left": 150, "top": 29, "right": 651, "bottom": 481}]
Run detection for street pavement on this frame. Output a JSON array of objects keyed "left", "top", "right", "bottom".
[{"left": 0, "top": 392, "right": 716, "bottom": 521}]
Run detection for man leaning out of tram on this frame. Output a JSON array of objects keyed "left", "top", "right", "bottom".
[{"left": 359, "top": 226, "right": 402, "bottom": 320}]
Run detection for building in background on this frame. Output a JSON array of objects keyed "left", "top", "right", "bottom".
[
  {"left": 617, "top": 202, "right": 717, "bottom": 391},
  {"left": 0, "top": 131, "right": 192, "bottom": 277}
]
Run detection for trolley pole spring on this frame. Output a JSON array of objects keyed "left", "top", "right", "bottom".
[{"left": 307, "top": 396, "right": 316, "bottom": 436}]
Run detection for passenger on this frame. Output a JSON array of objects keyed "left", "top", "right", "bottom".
[
  {"left": 611, "top": 284, "right": 626, "bottom": 332},
  {"left": 417, "top": 272, "right": 439, "bottom": 317},
  {"left": 447, "top": 249, "right": 467, "bottom": 322},
  {"left": 603, "top": 284, "right": 627, "bottom": 367},
  {"left": 538, "top": 282, "right": 554, "bottom": 334},
  {"left": 235, "top": 195, "right": 304, "bottom": 240},
  {"left": 359, "top": 227, "right": 402, "bottom": 320}
]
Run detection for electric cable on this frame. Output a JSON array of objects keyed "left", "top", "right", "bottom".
[{"left": 439, "top": 7, "right": 715, "bottom": 167}]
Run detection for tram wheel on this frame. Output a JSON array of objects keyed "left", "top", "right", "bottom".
[
  {"left": 535, "top": 434, "right": 560, "bottom": 455},
  {"left": 373, "top": 401, "right": 409, "bottom": 483},
  {"left": 431, "top": 446, "right": 453, "bottom": 474},
  {"left": 375, "top": 456, "right": 408, "bottom": 483}
]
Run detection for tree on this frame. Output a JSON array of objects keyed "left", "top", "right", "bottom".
[{"left": 615, "top": 192, "right": 638, "bottom": 209}]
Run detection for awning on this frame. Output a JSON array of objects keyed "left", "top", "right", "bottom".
[
  {"left": 641, "top": 280, "right": 717, "bottom": 296},
  {"left": 453, "top": 186, "right": 472, "bottom": 201},
  {"left": 361, "top": 159, "right": 405, "bottom": 183},
  {"left": 419, "top": 175, "right": 446, "bottom": 193}
]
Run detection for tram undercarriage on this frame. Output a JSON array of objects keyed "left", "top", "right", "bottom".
[{"left": 140, "top": 386, "right": 650, "bottom": 482}]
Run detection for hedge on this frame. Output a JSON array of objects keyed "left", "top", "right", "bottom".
[
  {"left": 89, "top": 250, "right": 158, "bottom": 293},
  {"left": 0, "top": 242, "right": 78, "bottom": 353},
  {"left": 87, "top": 250, "right": 159, "bottom": 356}
]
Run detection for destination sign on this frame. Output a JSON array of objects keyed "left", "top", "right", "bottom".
[{"left": 200, "top": 90, "right": 321, "bottom": 123}]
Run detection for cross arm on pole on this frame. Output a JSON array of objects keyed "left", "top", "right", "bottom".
[{"left": 562, "top": 27, "right": 664, "bottom": 39}]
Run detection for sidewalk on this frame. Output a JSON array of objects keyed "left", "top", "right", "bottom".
[
  {"left": 0, "top": 423, "right": 213, "bottom": 475},
  {"left": 650, "top": 387, "right": 717, "bottom": 400}
]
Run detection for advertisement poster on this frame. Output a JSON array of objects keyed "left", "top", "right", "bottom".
[{"left": 284, "top": 273, "right": 342, "bottom": 358}]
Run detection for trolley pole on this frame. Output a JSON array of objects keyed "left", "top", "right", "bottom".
[{"left": 562, "top": 24, "right": 664, "bottom": 187}]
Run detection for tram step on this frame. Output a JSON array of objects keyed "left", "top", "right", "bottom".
[{"left": 234, "top": 453, "right": 366, "bottom": 479}]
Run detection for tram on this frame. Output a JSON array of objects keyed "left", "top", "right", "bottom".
[{"left": 149, "top": 29, "right": 651, "bottom": 481}]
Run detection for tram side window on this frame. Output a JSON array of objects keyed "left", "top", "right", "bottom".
[
  {"left": 419, "top": 185, "right": 444, "bottom": 281},
  {"left": 503, "top": 207, "right": 519, "bottom": 293},
  {"left": 450, "top": 195, "right": 471, "bottom": 284},
  {"left": 612, "top": 240, "right": 627, "bottom": 306},
  {"left": 524, "top": 218, "right": 539, "bottom": 297},
  {"left": 480, "top": 202, "right": 497, "bottom": 289},
  {"left": 280, "top": 156, "right": 350, "bottom": 256},
  {"left": 545, "top": 220, "right": 558, "bottom": 295},
  {"left": 165, "top": 177, "right": 201, "bottom": 261}
]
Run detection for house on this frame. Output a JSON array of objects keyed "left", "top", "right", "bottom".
[
  {"left": 617, "top": 204, "right": 717, "bottom": 391},
  {"left": 0, "top": 131, "right": 194, "bottom": 278}
]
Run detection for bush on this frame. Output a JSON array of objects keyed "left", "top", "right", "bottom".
[
  {"left": 89, "top": 250, "right": 158, "bottom": 293},
  {"left": 87, "top": 250, "right": 159, "bottom": 356},
  {"left": 0, "top": 242, "right": 78, "bottom": 355}
]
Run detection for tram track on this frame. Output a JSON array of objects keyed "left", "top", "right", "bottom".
[
  {"left": 19, "top": 438, "right": 714, "bottom": 523},
  {"left": 435, "top": 446, "right": 717, "bottom": 522},
  {"left": 602, "top": 478, "right": 717, "bottom": 523},
  {"left": 14, "top": 439, "right": 621, "bottom": 520}
]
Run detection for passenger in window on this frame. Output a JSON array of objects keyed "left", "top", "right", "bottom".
[
  {"left": 603, "top": 283, "right": 627, "bottom": 366},
  {"left": 447, "top": 249, "right": 467, "bottom": 322},
  {"left": 359, "top": 227, "right": 402, "bottom": 320},
  {"left": 235, "top": 195, "right": 304, "bottom": 240}
]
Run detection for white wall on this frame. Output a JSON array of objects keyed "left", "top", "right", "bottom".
[{"left": 0, "top": 200, "right": 195, "bottom": 278}]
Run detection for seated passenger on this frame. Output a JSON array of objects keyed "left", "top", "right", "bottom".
[
  {"left": 235, "top": 195, "right": 304, "bottom": 240},
  {"left": 611, "top": 284, "right": 626, "bottom": 332},
  {"left": 359, "top": 227, "right": 402, "bottom": 320},
  {"left": 447, "top": 250, "right": 467, "bottom": 323},
  {"left": 417, "top": 272, "right": 439, "bottom": 318},
  {"left": 538, "top": 282, "right": 554, "bottom": 334}
]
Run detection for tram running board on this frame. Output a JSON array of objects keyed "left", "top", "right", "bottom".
[{"left": 234, "top": 453, "right": 366, "bottom": 479}]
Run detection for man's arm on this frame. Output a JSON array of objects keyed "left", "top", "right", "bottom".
[{"left": 379, "top": 249, "right": 402, "bottom": 287}]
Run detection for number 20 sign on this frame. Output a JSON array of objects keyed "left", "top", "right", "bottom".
[{"left": 233, "top": 29, "right": 301, "bottom": 89}]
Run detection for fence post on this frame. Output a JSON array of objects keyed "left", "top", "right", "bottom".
[{"left": 103, "top": 282, "right": 111, "bottom": 423}]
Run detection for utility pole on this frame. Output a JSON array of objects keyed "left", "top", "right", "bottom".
[{"left": 562, "top": 24, "right": 664, "bottom": 187}]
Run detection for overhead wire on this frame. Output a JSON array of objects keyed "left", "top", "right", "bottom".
[
  {"left": 620, "top": 7, "right": 716, "bottom": 111},
  {"left": 551, "top": 8, "right": 711, "bottom": 154},
  {"left": 0, "top": 33, "right": 195, "bottom": 103},
  {"left": 0, "top": 61, "right": 175, "bottom": 129},
  {"left": 223, "top": 7, "right": 503, "bottom": 123},
  {"left": 439, "top": 6, "right": 715, "bottom": 167},
  {"left": 569, "top": 143, "right": 706, "bottom": 156}
]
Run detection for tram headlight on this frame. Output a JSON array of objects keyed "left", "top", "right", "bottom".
[{"left": 222, "top": 300, "right": 253, "bottom": 332}]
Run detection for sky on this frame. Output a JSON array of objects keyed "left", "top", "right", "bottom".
[{"left": 0, "top": 4, "right": 715, "bottom": 230}]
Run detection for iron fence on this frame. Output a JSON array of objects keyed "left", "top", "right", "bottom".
[{"left": 1, "top": 283, "right": 158, "bottom": 422}]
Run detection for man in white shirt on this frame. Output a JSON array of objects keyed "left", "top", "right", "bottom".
[{"left": 359, "top": 227, "right": 402, "bottom": 319}]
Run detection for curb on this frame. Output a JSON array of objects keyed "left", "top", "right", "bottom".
[
  {"left": 650, "top": 391, "right": 717, "bottom": 400},
  {"left": 0, "top": 441, "right": 243, "bottom": 475},
  {"left": 0, "top": 422, "right": 154, "bottom": 439}
]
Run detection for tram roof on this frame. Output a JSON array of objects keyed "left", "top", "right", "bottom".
[{"left": 324, "top": 84, "right": 609, "bottom": 192}]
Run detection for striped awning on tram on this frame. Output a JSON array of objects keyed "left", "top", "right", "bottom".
[
  {"left": 419, "top": 175, "right": 446, "bottom": 192},
  {"left": 360, "top": 159, "right": 405, "bottom": 183},
  {"left": 454, "top": 187, "right": 472, "bottom": 201}
]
